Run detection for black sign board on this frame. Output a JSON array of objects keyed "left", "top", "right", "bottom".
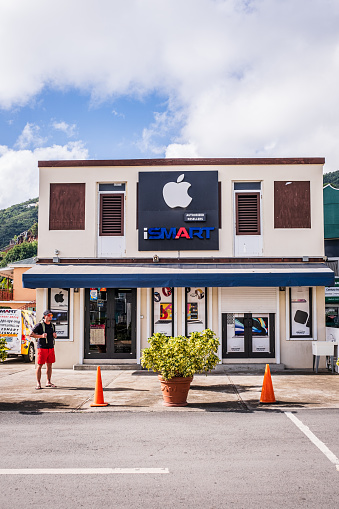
[{"left": 138, "top": 171, "right": 219, "bottom": 251}]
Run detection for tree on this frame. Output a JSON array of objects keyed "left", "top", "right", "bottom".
[
  {"left": 30, "top": 222, "right": 38, "bottom": 237},
  {"left": 324, "top": 170, "right": 339, "bottom": 188},
  {"left": 0, "top": 241, "right": 37, "bottom": 268}
]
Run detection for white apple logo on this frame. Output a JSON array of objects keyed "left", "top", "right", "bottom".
[{"left": 162, "top": 174, "right": 192, "bottom": 208}]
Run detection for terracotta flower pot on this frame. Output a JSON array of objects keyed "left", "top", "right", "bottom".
[{"left": 158, "top": 375, "right": 193, "bottom": 407}]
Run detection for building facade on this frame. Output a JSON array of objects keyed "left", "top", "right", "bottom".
[
  {"left": 0, "top": 258, "right": 36, "bottom": 310},
  {"left": 23, "top": 158, "right": 333, "bottom": 369}
]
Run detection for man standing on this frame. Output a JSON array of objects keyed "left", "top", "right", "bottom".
[{"left": 31, "top": 310, "right": 57, "bottom": 389}]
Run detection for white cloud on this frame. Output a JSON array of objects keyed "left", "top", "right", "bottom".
[
  {"left": 15, "top": 123, "right": 47, "bottom": 149},
  {"left": 1, "top": 0, "right": 339, "bottom": 169},
  {"left": 0, "top": 142, "right": 88, "bottom": 210},
  {"left": 137, "top": 109, "right": 185, "bottom": 155},
  {"left": 112, "top": 110, "right": 125, "bottom": 119},
  {"left": 52, "top": 121, "right": 77, "bottom": 137},
  {"left": 166, "top": 143, "right": 199, "bottom": 158}
]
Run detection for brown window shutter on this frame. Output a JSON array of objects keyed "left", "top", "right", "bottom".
[
  {"left": 49, "top": 183, "right": 85, "bottom": 230},
  {"left": 236, "top": 193, "right": 260, "bottom": 235},
  {"left": 274, "top": 181, "right": 311, "bottom": 228},
  {"left": 100, "top": 194, "right": 124, "bottom": 236}
]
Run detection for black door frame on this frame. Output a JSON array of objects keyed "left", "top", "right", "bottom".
[
  {"left": 84, "top": 288, "right": 137, "bottom": 359},
  {"left": 222, "top": 313, "right": 275, "bottom": 359}
]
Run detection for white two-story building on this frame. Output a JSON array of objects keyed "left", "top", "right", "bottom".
[{"left": 23, "top": 157, "right": 334, "bottom": 369}]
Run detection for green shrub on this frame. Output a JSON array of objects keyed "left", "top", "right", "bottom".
[
  {"left": 0, "top": 337, "right": 8, "bottom": 362},
  {"left": 141, "top": 329, "right": 220, "bottom": 381}
]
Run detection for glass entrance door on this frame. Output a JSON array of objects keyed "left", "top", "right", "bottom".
[
  {"left": 222, "top": 313, "right": 275, "bottom": 358},
  {"left": 84, "top": 288, "right": 136, "bottom": 359}
]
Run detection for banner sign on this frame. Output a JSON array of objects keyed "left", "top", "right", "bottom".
[
  {"left": 138, "top": 171, "right": 219, "bottom": 251},
  {"left": 325, "top": 277, "right": 339, "bottom": 303}
]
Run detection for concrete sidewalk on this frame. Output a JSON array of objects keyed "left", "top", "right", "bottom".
[{"left": 0, "top": 361, "right": 339, "bottom": 412}]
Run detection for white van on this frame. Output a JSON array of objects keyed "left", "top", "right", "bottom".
[{"left": 0, "top": 309, "right": 36, "bottom": 362}]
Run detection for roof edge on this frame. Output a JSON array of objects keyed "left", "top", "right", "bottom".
[
  {"left": 38, "top": 157, "right": 326, "bottom": 168},
  {"left": 324, "top": 183, "right": 339, "bottom": 191}
]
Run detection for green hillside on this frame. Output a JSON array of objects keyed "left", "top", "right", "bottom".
[
  {"left": 0, "top": 197, "right": 38, "bottom": 250},
  {"left": 324, "top": 170, "right": 339, "bottom": 188}
]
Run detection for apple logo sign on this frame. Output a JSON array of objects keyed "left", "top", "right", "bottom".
[
  {"left": 54, "top": 291, "right": 64, "bottom": 303},
  {"left": 162, "top": 174, "right": 192, "bottom": 208}
]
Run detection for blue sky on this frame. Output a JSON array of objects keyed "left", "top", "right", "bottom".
[
  {"left": 0, "top": 90, "right": 173, "bottom": 159},
  {"left": 0, "top": 0, "right": 339, "bottom": 209}
]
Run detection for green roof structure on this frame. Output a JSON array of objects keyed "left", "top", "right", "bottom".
[{"left": 324, "top": 184, "right": 339, "bottom": 239}]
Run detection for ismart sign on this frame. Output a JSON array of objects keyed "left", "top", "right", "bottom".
[{"left": 138, "top": 171, "right": 219, "bottom": 251}]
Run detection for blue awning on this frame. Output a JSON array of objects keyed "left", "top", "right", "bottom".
[{"left": 22, "top": 263, "right": 335, "bottom": 288}]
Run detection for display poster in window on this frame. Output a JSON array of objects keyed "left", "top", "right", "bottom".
[
  {"left": 186, "top": 287, "right": 206, "bottom": 334},
  {"left": 90, "top": 288, "right": 98, "bottom": 301},
  {"left": 227, "top": 316, "right": 245, "bottom": 353},
  {"left": 326, "top": 306, "right": 339, "bottom": 328},
  {"left": 153, "top": 287, "right": 173, "bottom": 336},
  {"left": 90, "top": 324, "right": 106, "bottom": 345},
  {"left": 226, "top": 315, "right": 270, "bottom": 353},
  {"left": 290, "top": 287, "right": 311, "bottom": 338},
  {"left": 251, "top": 317, "right": 270, "bottom": 353},
  {"left": 49, "top": 288, "right": 69, "bottom": 339}
]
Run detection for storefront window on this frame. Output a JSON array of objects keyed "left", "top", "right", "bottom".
[
  {"left": 326, "top": 307, "right": 339, "bottom": 328},
  {"left": 289, "top": 287, "right": 312, "bottom": 339},
  {"left": 222, "top": 312, "right": 275, "bottom": 358},
  {"left": 185, "top": 287, "right": 207, "bottom": 335},
  {"left": 48, "top": 288, "right": 70, "bottom": 339},
  {"left": 227, "top": 314, "right": 270, "bottom": 354},
  {"left": 152, "top": 287, "right": 174, "bottom": 336}
]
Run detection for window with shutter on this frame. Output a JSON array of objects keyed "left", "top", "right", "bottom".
[
  {"left": 274, "top": 181, "right": 310, "bottom": 228},
  {"left": 100, "top": 194, "right": 124, "bottom": 236},
  {"left": 49, "top": 183, "right": 85, "bottom": 230},
  {"left": 236, "top": 193, "right": 260, "bottom": 235}
]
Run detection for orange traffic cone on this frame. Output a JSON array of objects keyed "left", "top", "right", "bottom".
[
  {"left": 260, "top": 364, "right": 276, "bottom": 403},
  {"left": 90, "top": 366, "right": 108, "bottom": 407}
]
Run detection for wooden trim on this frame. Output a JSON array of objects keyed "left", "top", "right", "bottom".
[
  {"left": 37, "top": 257, "right": 326, "bottom": 264},
  {"left": 38, "top": 157, "right": 325, "bottom": 168}
]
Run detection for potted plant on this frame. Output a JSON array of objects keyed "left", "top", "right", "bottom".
[{"left": 141, "top": 329, "right": 220, "bottom": 406}]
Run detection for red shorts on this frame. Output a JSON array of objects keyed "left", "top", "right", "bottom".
[{"left": 37, "top": 348, "right": 55, "bottom": 365}]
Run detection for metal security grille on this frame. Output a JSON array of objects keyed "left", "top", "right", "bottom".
[
  {"left": 100, "top": 194, "right": 124, "bottom": 236},
  {"left": 236, "top": 193, "right": 260, "bottom": 235},
  {"left": 227, "top": 313, "right": 234, "bottom": 325},
  {"left": 221, "top": 287, "right": 277, "bottom": 313}
]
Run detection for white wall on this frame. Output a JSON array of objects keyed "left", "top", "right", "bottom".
[{"left": 38, "top": 162, "right": 325, "bottom": 260}]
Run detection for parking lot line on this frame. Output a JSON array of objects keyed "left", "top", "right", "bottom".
[
  {"left": 0, "top": 468, "right": 169, "bottom": 475},
  {"left": 285, "top": 412, "right": 339, "bottom": 468}
]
